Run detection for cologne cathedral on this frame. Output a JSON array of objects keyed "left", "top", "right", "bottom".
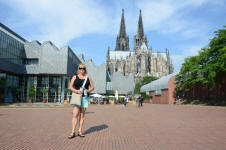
[{"left": 106, "top": 9, "right": 174, "bottom": 82}]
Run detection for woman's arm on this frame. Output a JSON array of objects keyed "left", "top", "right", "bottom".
[
  {"left": 68, "top": 75, "right": 80, "bottom": 94},
  {"left": 86, "top": 77, "right": 94, "bottom": 93}
]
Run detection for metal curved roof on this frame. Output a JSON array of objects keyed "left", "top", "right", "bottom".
[{"left": 140, "top": 73, "right": 177, "bottom": 92}]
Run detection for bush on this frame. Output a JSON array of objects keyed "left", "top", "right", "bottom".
[
  {"left": 117, "top": 97, "right": 125, "bottom": 104},
  {"left": 29, "top": 85, "right": 36, "bottom": 99},
  {"left": 134, "top": 76, "right": 158, "bottom": 95},
  {"left": 141, "top": 92, "right": 150, "bottom": 100}
]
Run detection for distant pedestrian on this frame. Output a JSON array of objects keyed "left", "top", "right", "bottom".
[
  {"left": 140, "top": 96, "right": 143, "bottom": 107},
  {"left": 124, "top": 96, "right": 128, "bottom": 107},
  {"left": 138, "top": 96, "right": 144, "bottom": 107},
  {"left": 137, "top": 97, "right": 140, "bottom": 107}
]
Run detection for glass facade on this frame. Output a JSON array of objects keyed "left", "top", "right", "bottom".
[
  {"left": 0, "top": 73, "right": 6, "bottom": 102},
  {"left": 1, "top": 73, "right": 24, "bottom": 103},
  {"left": 0, "top": 24, "right": 77, "bottom": 103},
  {"left": 25, "top": 76, "right": 70, "bottom": 103},
  {"left": 3, "top": 75, "right": 71, "bottom": 103},
  {"left": 0, "top": 30, "right": 25, "bottom": 65},
  {"left": 0, "top": 27, "right": 25, "bottom": 102}
]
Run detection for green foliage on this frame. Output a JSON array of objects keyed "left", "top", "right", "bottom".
[
  {"left": 134, "top": 82, "right": 142, "bottom": 94},
  {"left": 108, "top": 90, "right": 115, "bottom": 95},
  {"left": 134, "top": 76, "right": 158, "bottom": 97},
  {"left": 0, "top": 78, "right": 6, "bottom": 99},
  {"left": 117, "top": 97, "right": 124, "bottom": 104},
  {"left": 41, "top": 88, "right": 48, "bottom": 100},
  {"left": 140, "top": 76, "right": 158, "bottom": 85},
  {"left": 64, "top": 89, "right": 69, "bottom": 94},
  {"left": 127, "top": 91, "right": 133, "bottom": 95},
  {"left": 41, "top": 88, "right": 49, "bottom": 94},
  {"left": 141, "top": 92, "right": 150, "bottom": 99},
  {"left": 12, "top": 87, "right": 21, "bottom": 94},
  {"left": 177, "top": 26, "right": 226, "bottom": 93},
  {"left": 11, "top": 87, "right": 21, "bottom": 99},
  {"left": 29, "top": 85, "right": 36, "bottom": 99},
  {"left": 105, "top": 96, "right": 110, "bottom": 101}
]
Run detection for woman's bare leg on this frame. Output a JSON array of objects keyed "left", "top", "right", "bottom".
[
  {"left": 71, "top": 107, "right": 80, "bottom": 134},
  {"left": 78, "top": 108, "right": 86, "bottom": 133}
]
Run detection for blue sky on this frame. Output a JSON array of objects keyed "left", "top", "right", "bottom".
[{"left": 0, "top": 0, "right": 226, "bottom": 72}]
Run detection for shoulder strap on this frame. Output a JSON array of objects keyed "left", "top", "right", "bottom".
[{"left": 81, "top": 76, "right": 88, "bottom": 89}]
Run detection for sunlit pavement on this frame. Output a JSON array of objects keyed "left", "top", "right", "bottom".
[{"left": 0, "top": 104, "right": 226, "bottom": 150}]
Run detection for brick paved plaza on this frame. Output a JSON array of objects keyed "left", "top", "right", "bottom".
[{"left": 0, "top": 104, "right": 226, "bottom": 150}]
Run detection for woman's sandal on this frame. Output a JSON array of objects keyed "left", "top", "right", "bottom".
[
  {"left": 77, "top": 131, "right": 85, "bottom": 137},
  {"left": 68, "top": 132, "right": 76, "bottom": 139}
]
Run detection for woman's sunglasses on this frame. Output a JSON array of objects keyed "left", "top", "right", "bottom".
[{"left": 79, "top": 67, "right": 86, "bottom": 70}]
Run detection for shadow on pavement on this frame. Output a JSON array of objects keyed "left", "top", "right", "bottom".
[
  {"left": 85, "top": 112, "right": 95, "bottom": 114},
  {"left": 84, "top": 124, "right": 108, "bottom": 135}
]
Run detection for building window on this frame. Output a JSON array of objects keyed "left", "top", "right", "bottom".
[
  {"left": 147, "top": 57, "right": 151, "bottom": 73},
  {"left": 155, "top": 89, "right": 161, "bottom": 96},
  {"left": 137, "top": 56, "right": 141, "bottom": 73},
  {"left": 0, "top": 30, "right": 25, "bottom": 65},
  {"left": 23, "top": 58, "right": 39, "bottom": 65}
]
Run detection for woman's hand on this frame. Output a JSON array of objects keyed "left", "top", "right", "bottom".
[
  {"left": 84, "top": 89, "right": 89, "bottom": 93},
  {"left": 77, "top": 90, "right": 83, "bottom": 94}
]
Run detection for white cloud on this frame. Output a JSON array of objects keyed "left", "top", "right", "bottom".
[
  {"left": 171, "top": 44, "right": 204, "bottom": 72},
  {"left": 135, "top": 0, "right": 226, "bottom": 41},
  {"left": 2, "top": 0, "right": 223, "bottom": 47},
  {"left": 2, "top": 0, "right": 224, "bottom": 73},
  {"left": 3, "top": 0, "right": 111, "bottom": 47}
]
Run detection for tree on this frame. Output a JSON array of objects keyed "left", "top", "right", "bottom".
[
  {"left": 140, "top": 76, "right": 158, "bottom": 85},
  {"left": 127, "top": 91, "right": 133, "bottom": 95},
  {"left": 134, "top": 82, "right": 142, "bottom": 94},
  {"left": 176, "top": 26, "right": 226, "bottom": 99},
  {"left": 134, "top": 76, "right": 158, "bottom": 98},
  {"left": 29, "top": 85, "right": 36, "bottom": 99},
  {"left": 41, "top": 88, "right": 49, "bottom": 102}
]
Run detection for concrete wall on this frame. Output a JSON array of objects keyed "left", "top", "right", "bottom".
[
  {"left": 111, "top": 71, "right": 135, "bottom": 95},
  {"left": 84, "top": 60, "right": 106, "bottom": 94},
  {"left": 24, "top": 41, "right": 80, "bottom": 76}
]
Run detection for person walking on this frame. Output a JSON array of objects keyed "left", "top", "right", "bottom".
[
  {"left": 138, "top": 96, "right": 143, "bottom": 108},
  {"left": 137, "top": 96, "right": 140, "bottom": 107},
  {"left": 124, "top": 96, "right": 128, "bottom": 107},
  {"left": 68, "top": 64, "right": 94, "bottom": 139},
  {"left": 140, "top": 96, "right": 143, "bottom": 107}
]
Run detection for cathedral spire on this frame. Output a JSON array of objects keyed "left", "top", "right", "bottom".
[
  {"left": 133, "top": 9, "right": 148, "bottom": 52},
  {"left": 119, "top": 9, "right": 126, "bottom": 38},
  {"left": 115, "top": 9, "right": 130, "bottom": 51},
  {"left": 137, "top": 9, "right": 144, "bottom": 38}
]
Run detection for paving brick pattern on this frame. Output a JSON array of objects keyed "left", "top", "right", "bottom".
[{"left": 0, "top": 104, "right": 226, "bottom": 150}]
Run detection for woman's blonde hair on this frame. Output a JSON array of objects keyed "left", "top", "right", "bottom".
[{"left": 77, "top": 63, "right": 87, "bottom": 74}]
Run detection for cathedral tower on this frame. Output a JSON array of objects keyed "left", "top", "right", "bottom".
[
  {"left": 115, "top": 9, "right": 130, "bottom": 51},
  {"left": 133, "top": 10, "right": 148, "bottom": 53}
]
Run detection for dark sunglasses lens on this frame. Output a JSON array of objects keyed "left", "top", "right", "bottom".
[{"left": 79, "top": 68, "right": 86, "bottom": 70}]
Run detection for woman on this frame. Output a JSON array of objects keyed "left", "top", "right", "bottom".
[{"left": 68, "top": 64, "right": 94, "bottom": 139}]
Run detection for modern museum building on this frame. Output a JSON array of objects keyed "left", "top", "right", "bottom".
[{"left": 0, "top": 23, "right": 81, "bottom": 103}]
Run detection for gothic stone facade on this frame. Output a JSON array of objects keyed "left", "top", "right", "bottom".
[{"left": 106, "top": 9, "right": 173, "bottom": 82}]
